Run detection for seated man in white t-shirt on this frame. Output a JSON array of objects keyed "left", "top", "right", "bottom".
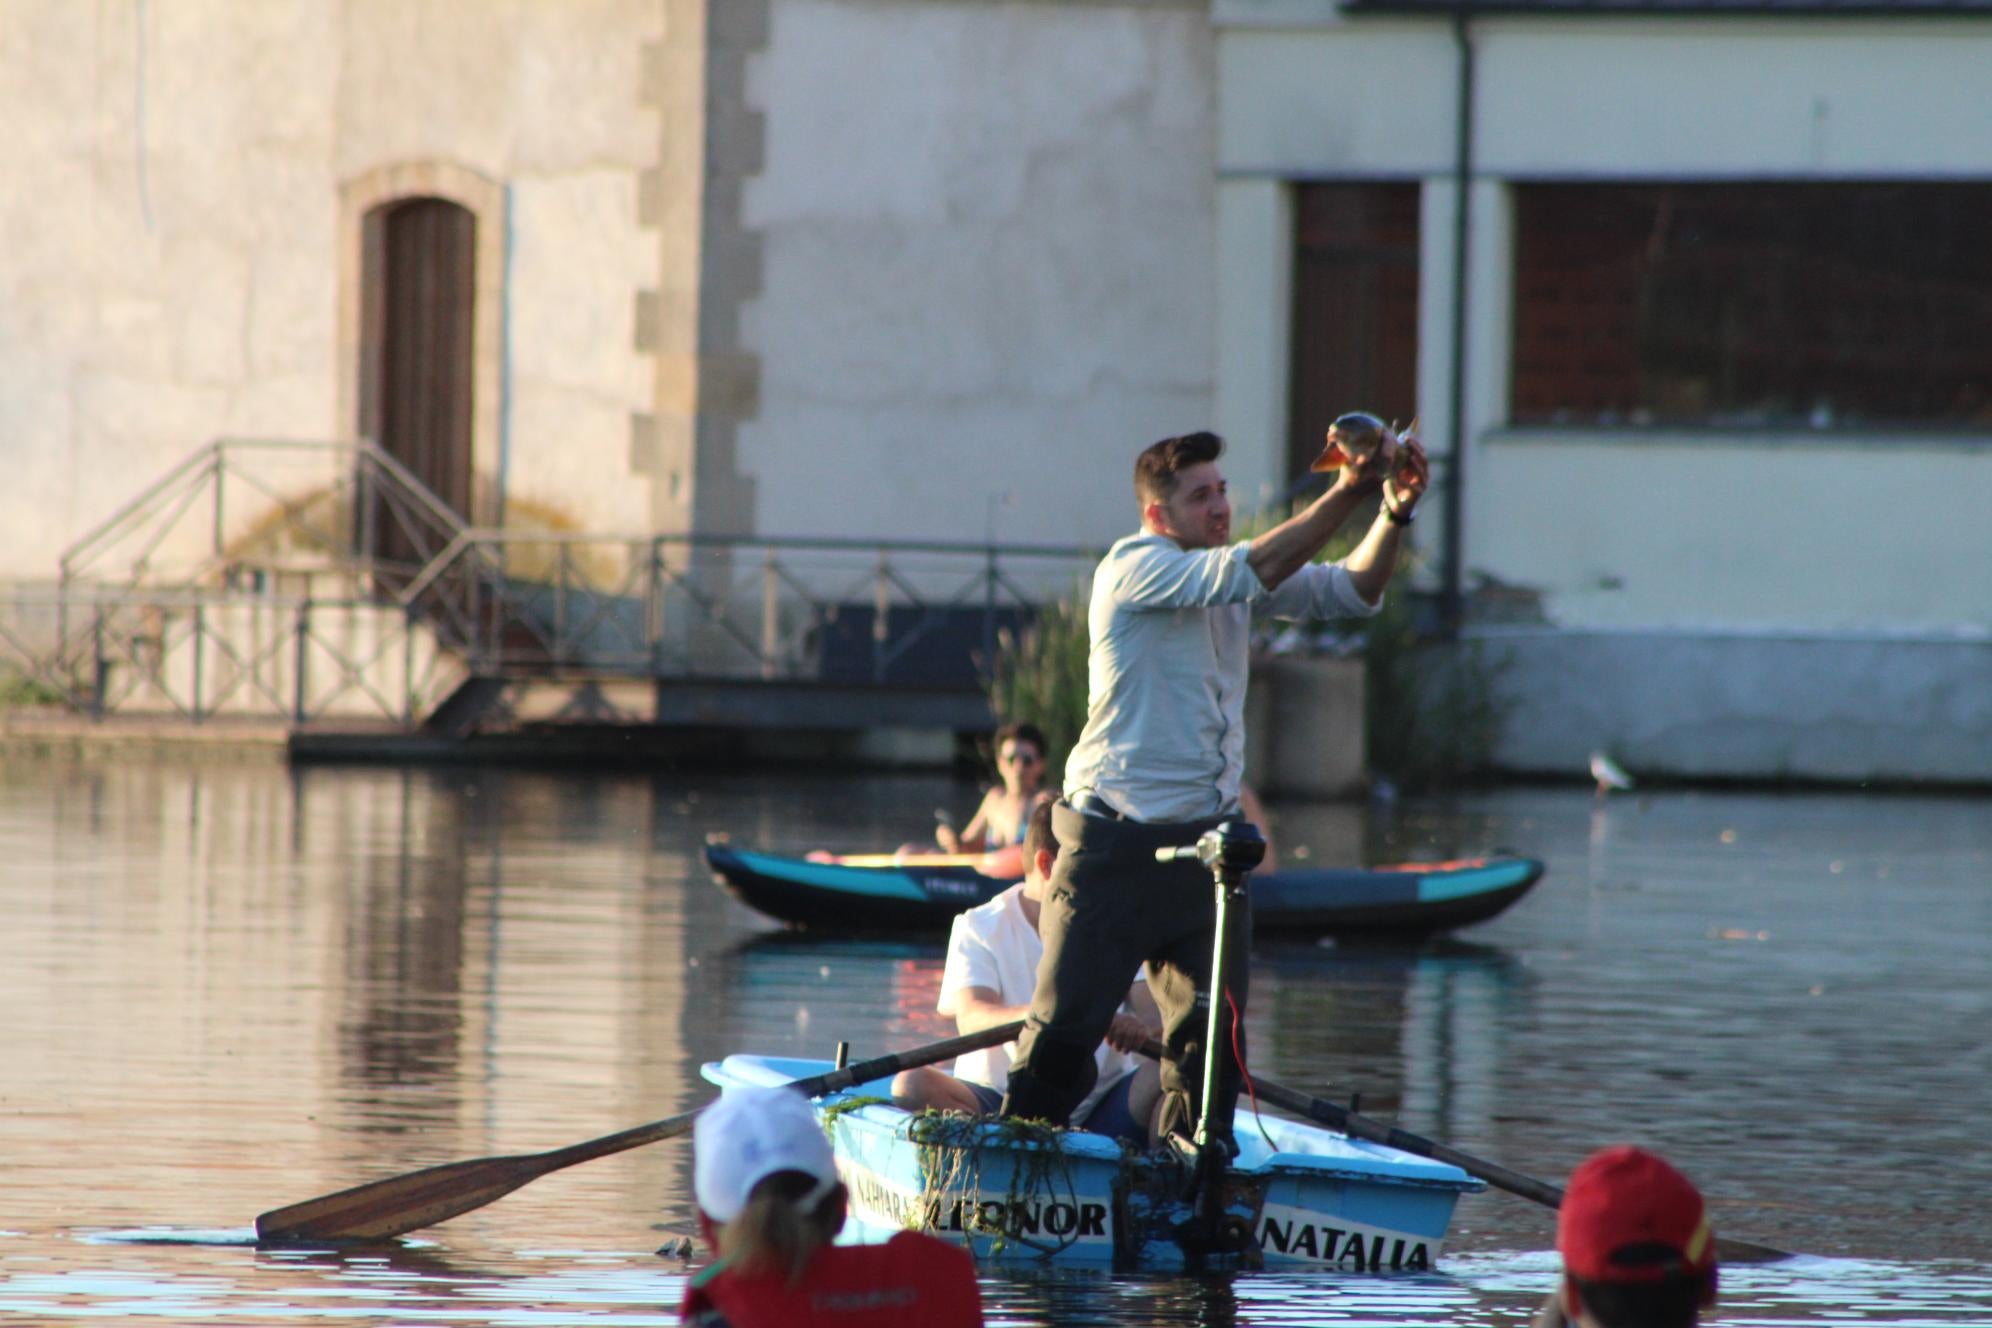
[{"left": 890, "top": 800, "right": 1163, "bottom": 1145}]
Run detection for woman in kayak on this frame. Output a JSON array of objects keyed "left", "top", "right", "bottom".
[
  {"left": 681, "top": 1085, "right": 982, "bottom": 1326},
  {"left": 936, "top": 721, "right": 1054, "bottom": 855}
]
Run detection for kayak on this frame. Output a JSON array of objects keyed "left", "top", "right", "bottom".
[
  {"left": 701, "top": 1051, "right": 1482, "bottom": 1270},
  {"left": 703, "top": 841, "right": 1544, "bottom": 937}
]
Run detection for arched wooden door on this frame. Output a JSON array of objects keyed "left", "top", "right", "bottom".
[{"left": 359, "top": 197, "right": 476, "bottom": 578}]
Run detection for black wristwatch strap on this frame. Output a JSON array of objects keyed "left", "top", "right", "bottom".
[{"left": 1384, "top": 501, "right": 1414, "bottom": 527}]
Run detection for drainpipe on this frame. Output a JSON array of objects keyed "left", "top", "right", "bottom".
[{"left": 1442, "top": 2, "right": 1475, "bottom": 637}]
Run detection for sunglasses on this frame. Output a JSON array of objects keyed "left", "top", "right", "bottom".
[{"left": 1000, "top": 749, "right": 1042, "bottom": 766}]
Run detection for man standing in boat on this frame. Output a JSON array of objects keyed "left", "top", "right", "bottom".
[{"left": 999, "top": 421, "right": 1427, "bottom": 1149}]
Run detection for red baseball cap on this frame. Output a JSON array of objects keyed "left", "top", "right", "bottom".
[{"left": 1558, "top": 1145, "right": 1716, "bottom": 1284}]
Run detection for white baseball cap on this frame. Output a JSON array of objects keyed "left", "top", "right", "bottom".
[{"left": 693, "top": 1086, "right": 841, "bottom": 1223}]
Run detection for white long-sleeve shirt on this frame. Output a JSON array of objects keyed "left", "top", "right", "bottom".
[{"left": 1061, "top": 530, "right": 1380, "bottom": 823}]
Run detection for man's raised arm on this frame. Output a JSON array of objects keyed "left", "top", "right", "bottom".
[{"left": 1246, "top": 481, "right": 1371, "bottom": 592}]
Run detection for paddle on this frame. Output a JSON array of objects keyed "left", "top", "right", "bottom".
[
  {"left": 256, "top": 1019, "right": 1026, "bottom": 1244},
  {"left": 1136, "top": 1039, "right": 1791, "bottom": 1264}
]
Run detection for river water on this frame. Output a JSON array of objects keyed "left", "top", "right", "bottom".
[{"left": 1, "top": 756, "right": 1987, "bottom": 1326}]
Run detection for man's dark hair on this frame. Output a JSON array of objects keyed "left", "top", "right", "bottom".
[
  {"left": 1023, "top": 798, "right": 1057, "bottom": 865},
  {"left": 1569, "top": 1269, "right": 1715, "bottom": 1328},
  {"left": 994, "top": 720, "right": 1046, "bottom": 760},
  {"left": 1134, "top": 431, "right": 1224, "bottom": 506}
]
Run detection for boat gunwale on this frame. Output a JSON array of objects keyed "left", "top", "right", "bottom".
[
  {"left": 703, "top": 1056, "right": 1484, "bottom": 1195},
  {"left": 705, "top": 842, "right": 1546, "bottom": 937}
]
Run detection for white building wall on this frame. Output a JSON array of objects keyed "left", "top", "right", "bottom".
[
  {"left": 1478, "top": 433, "right": 1992, "bottom": 633},
  {"left": 1469, "top": 21, "right": 1992, "bottom": 177},
  {"left": 1219, "top": 22, "right": 1458, "bottom": 176},
  {"left": 1217, "top": 14, "right": 1992, "bottom": 636},
  {"left": 1217, "top": 10, "right": 1992, "bottom": 780},
  {"left": 503, "top": 169, "right": 657, "bottom": 534},
  {"left": 1213, "top": 178, "right": 1294, "bottom": 509},
  {"left": 739, "top": 0, "right": 1218, "bottom": 550},
  {"left": 0, "top": 2, "right": 659, "bottom": 581}
]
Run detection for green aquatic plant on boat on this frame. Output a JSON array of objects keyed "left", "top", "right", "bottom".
[
  {"left": 905, "top": 1109, "right": 1092, "bottom": 1257},
  {"left": 819, "top": 1094, "right": 893, "bottom": 1140}
]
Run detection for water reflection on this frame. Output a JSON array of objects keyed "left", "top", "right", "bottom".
[
  {"left": 724, "top": 933, "right": 952, "bottom": 1048},
  {"left": 340, "top": 772, "right": 470, "bottom": 1131},
  {"left": 40, "top": 1233, "right": 1992, "bottom": 1327},
  {"left": 2, "top": 760, "right": 1990, "bottom": 1325},
  {"left": 1251, "top": 938, "right": 1528, "bottom": 1145}
]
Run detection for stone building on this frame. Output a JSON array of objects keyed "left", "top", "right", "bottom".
[
  {"left": 0, "top": 0, "right": 1212, "bottom": 576},
  {"left": 1212, "top": 0, "right": 1992, "bottom": 781},
  {"left": 4, "top": 0, "right": 1987, "bottom": 778}
]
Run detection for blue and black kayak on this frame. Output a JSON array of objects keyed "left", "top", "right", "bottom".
[{"left": 702, "top": 841, "right": 1544, "bottom": 937}]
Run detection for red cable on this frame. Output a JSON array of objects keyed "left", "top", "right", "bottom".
[{"left": 1226, "top": 988, "right": 1277, "bottom": 1150}]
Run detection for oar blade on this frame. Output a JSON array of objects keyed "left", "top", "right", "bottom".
[
  {"left": 257, "top": 1153, "right": 550, "bottom": 1243},
  {"left": 254, "top": 1022, "right": 1026, "bottom": 1244}
]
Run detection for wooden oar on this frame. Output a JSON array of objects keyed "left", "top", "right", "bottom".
[
  {"left": 1137, "top": 1039, "right": 1791, "bottom": 1264},
  {"left": 257, "top": 1020, "right": 1025, "bottom": 1244}
]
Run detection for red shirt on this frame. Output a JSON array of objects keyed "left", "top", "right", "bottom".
[{"left": 680, "top": 1231, "right": 981, "bottom": 1327}]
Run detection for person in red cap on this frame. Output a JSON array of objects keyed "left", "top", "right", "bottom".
[{"left": 1534, "top": 1145, "right": 1720, "bottom": 1328}]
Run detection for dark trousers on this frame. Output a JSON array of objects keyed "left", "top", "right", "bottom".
[{"left": 999, "top": 800, "right": 1251, "bottom": 1140}]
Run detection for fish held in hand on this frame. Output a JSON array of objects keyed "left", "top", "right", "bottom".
[{"left": 1311, "top": 411, "right": 1416, "bottom": 479}]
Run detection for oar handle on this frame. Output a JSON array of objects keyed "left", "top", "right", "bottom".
[
  {"left": 792, "top": 1019, "right": 1025, "bottom": 1100},
  {"left": 1134, "top": 1038, "right": 1562, "bottom": 1206},
  {"left": 1251, "top": 1078, "right": 1565, "bottom": 1207},
  {"left": 1134, "top": 1039, "right": 1792, "bottom": 1262},
  {"left": 543, "top": 1020, "right": 1030, "bottom": 1172}
]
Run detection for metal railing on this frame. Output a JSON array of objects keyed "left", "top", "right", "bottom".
[
  {"left": 399, "top": 530, "right": 1098, "bottom": 686},
  {"left": 15, "top": 435, "right": 1103, "bottom": 727},
  {"left": 59, "top": 436, "right": 468, "bottom": 596},
  {"left": 0, "top": 585, "right": 465, "bottom": 725}
]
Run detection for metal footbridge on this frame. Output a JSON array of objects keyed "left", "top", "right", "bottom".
[{"left": 0, "top": 440, "right": 1094, "bottom": 746}]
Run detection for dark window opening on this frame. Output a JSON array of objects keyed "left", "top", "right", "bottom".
[
  {"left": 1289, "top": 184, "right": 1422, "bottom": 485},
  {"left": 1511, "top": 182, "right": 1992, "bottom": 429}
]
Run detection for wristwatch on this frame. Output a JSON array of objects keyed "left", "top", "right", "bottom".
[{"left": 1384, "top": 500, "right": 1414, "bottom": 527}]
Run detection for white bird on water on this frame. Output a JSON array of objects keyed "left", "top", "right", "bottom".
[{"left": 1589, "top": 751, "right": 1635, "bottom": 796}]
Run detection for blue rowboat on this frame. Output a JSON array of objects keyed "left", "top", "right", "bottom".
[
  {"left": 700, "top": 1053, "right": 1483, "bottom": 1271},
  {"left": 702, "top": 841, "right": 1543, "bottom": 937}
]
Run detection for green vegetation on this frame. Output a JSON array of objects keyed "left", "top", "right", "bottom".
[
  {"left": 982, "top": 500, "right": 1510, "bottom": 792},
  {"left": 1356, "top": 572, "right": 1511, "bottom": 791},
  {"left": 984, "top": 585, "right": 1092, "bottom": 773},
  {"left": 0, "top": 672, "right": 68, "bottom": 709}
]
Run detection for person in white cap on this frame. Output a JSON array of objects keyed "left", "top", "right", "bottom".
[{"left": 680, "top": 1085, "right": 983, "bottom": 1326}]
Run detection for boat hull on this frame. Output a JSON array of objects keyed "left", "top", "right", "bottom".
[
  {"left": 701, "top": 1054, "right": 1480, "bottom": 1271},
  {"left": 703, "top": 843, "right": 1543, "bottom": 937}
]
